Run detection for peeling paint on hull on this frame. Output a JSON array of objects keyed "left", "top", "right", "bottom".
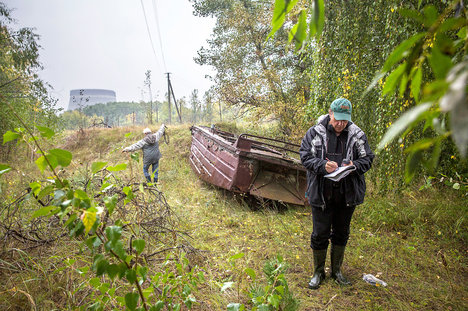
[{"left": 189, "top": 126, "right": 307, "bottom": 206}]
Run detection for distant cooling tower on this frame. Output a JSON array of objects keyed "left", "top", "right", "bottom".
[{"left": 68, "top": 89, "right": 116, "bottom": 110}]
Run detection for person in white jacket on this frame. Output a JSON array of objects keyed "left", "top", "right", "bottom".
[{"left": 122, "top": 124, "right": 166, "bottom": 183}]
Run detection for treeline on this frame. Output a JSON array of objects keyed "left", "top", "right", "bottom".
[
  {"left": 60, "top": 90, "right": 231, "bottom": 130},
  {"left": 0, "top": 3, "right": 62, "bottom": 160}
]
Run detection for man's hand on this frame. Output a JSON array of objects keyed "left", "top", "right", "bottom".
[
  {"left": 342, "top": 160, "right": 353, "bottom": 167},
  {"left": 325, "top": 160, "right": 338, "bottom": 173},
  {"left": 121, "top": 149, "right": 127, "bottom": 153}
]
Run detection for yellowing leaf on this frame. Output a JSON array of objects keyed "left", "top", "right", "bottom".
[{"left": 83, "top": 211, "right": 97, "bottom": 234}]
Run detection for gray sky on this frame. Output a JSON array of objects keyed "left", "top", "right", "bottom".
[{"left": 4, "top": 0, "right": 215, "bottom": 111}]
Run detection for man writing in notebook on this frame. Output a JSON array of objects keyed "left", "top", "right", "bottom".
[{"left": 300, "top": 98, "right": 374, "bottom": 289}]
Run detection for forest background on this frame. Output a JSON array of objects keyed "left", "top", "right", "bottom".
[{"left": 0, "top": 0, "right": 467, "bottom": 310}]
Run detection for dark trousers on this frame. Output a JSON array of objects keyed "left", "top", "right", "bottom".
[
  {"left": 143, "top": 161, "right": 159, "bottom": 182},
  {"left": 310, "top": 191, "right": 356, "bottom": 250}
]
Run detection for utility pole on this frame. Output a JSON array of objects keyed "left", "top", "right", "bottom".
[
  {"left": 166, "top": 72, "right": 171, "bottom": 124},
  {"left": 166, "top": 73, "right": 182, "bottom": 123}
]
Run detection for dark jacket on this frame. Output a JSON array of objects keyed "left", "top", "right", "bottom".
[
  {"left": 123, "top": 125, "right": 165, "bottom": 165},
  {"left": 300, "top": 115, "right": 374, "bottom": 208}
]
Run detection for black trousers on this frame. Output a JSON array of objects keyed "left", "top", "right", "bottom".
[{"left": 310, "top": 190, "right": 356, "bottom": 250}]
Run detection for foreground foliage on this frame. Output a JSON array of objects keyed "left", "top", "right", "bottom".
[{"left": 1, "top": 123, "right": 205, "bottom": 310}]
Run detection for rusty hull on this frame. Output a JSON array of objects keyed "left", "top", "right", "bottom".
[{"left": 189, "top": 126, "right": 307, "bottom": 205}]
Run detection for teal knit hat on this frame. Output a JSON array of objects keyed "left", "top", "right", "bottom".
[{"left": 330, "top": 98, "right": 352, "bottom": 121}]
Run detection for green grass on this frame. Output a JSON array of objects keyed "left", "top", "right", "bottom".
[{"left": 0, "top": 124, "right": 466, "bottom": 310}]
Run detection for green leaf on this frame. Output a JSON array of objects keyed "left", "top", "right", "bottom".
[
  {"left": 399, "top": 9, "right": 424, "bottom": 25},
  {"left": 405, "top": 138, "right": 437, "bottom": 153},
  {"left": 107, "top": 264, "right": 120, "bottom": 280},
  {"left": 95, "top": 258, "right": 109, "bottom": 276},
  {"left": 35, "top": 156, "right": 47, "bottom": 174},
  {"left": 106, "top": 226, "right": 122, "bottom": 242},
  {"left": 151, "top": 301, "right": 165, "bottom": 311},
  {"left": 428, "top": 140, "right": 442, "bottom": 171},
  {"left": 125, "top": 132, "right": 133, "bottom": 138},
  {"left": 89, "top": 277, "right": 101, "bottom": 288},
  {"left": 428, "top": 45, "right": 452, "bottom": 80},
  {"left": 35, "top": 154, "right": 58, "bottom": 174},
  {"left": 91, "top": 161, "right": 107, "bottom": 174},
  {"left": 3, "top": 130, "right": 20, "bottom": 144},
  {"left": 138, "top": 266, "right": 148, "bottom": 281},
  {"left": 125, "top": 292, "right": 139, "bottom": 311},
  {"left": 399, "top": 71, "right": 409, "bottom": 96},
  {"left": 107, "top": 163, "right": 127, "bottom": 172},
  {"left": 411, "top": 67, "right": 423, "bottom": 103},
  {"left": 383, "top": 33, "right": 425, "bottom": 72},
  {"left": 310, "top": 0, "right": 325, "bottom": 39},
  {"left": 275, "top": 284, "right": 285, "bottom": 295},
  {"left": 29, "top": 181, "right": 41, "bottom": 195},
  {"left": 32, "top": 206, "right": 55, "bottom": 218},
  {"left": 289, "top": 9, "right": 307, "bottom": 51},
  {"left": 383, "top": 63, "right": 406, "bottom": 95},
  {"left": 48, "top": 149, "right": 72, "bottom": 167},
  {"left": 227, "top": 303, "right": 244, "bottom": 311},
  {"left": 0, "top": 164, "right": 12, "bottom": 176},
  {"left": 126, "top": 269, "right": 137, "bottom": 283},
  {"left": 405, "top": 150, "right": 422, "bottom": 183},
  {"left": 229, "top": 253, "right": 245, "bottom": 261},
  {"left": 244, "top": 268, "right": 256, "bottom": 280},
  {"left": 83, "top": 210, "right": 97, "bottom": 234},
  {"left": 123, "top": 186, "right": 134, "bottom": 205},
  {"left": 74, "top": 189, "right": 89, "bottom": 200},
  {"left": 439, "top": 17, "right": 465, "bottom": 33},
  {"left": 85, "top": 235, "right": 101, "bottom": 249},
  {"left": 112, "top": 241, "right": 126, "bottom": 260},
  {"left": 377, "top": 103, "right": 432, "bottom": 151},
  {"left": 307, "top": 0, "right": 325, "bottom": 41},
  {"left": 103, "top": 194, "right": 118, "bottom": 215},
  {"left": 268, "top": 0, "right": 299, "bottom": 40},
  {"left": 117, "top": 262, "right": 128, "bottom": 279},
  {"left": 269, "top": 0, "right": 287, "bottom": 39},
  {"left": 422, "top": 5, "right": 438, "bottom": 28},
  {"left": 268, "top": 294, "right": 281, "bottom": 308},
  {"left": 132, "top": 239, "right": 145, "bottom": 254},
  {"left": 130, "top": 152, "right": 139, "bottom": 162},
  {"left": 35, "top": 125, "right": 55, "bottom": 139},
  {"left": 457, "top": 26, "right": 467, "bottom": 39},
  {"left": 38, "top": 185, "right": 54, "bottom": 200},
  {"left": 453, "top": 183, "right": 460, "bottom": 190}
]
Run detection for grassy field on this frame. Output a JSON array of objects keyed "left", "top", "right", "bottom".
[{"left": 0, "top": 124, "right": 466, "bottom": 310}]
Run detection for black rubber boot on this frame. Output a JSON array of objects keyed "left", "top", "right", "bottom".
[
  {"left": 331, "top": 244, "right": 352, "bottom": 286},
  {"left": 308, "top": 249, "right": 327, "bottom": 289}
]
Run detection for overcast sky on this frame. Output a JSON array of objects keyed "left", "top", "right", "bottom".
[{"left": 4, "top": 0, "right": 215, "bottom": 111}]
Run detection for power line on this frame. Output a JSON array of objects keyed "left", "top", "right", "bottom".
[
  {"left": 151, "top": 0, "right": 167, "bottom": 72},
  {"left": 140, "top": 0, "right": 162, "bottom": 72}
]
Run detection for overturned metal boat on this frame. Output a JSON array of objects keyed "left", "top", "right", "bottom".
[{"left": 189, "top": 125, "right": 307, "bottom": 205}]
